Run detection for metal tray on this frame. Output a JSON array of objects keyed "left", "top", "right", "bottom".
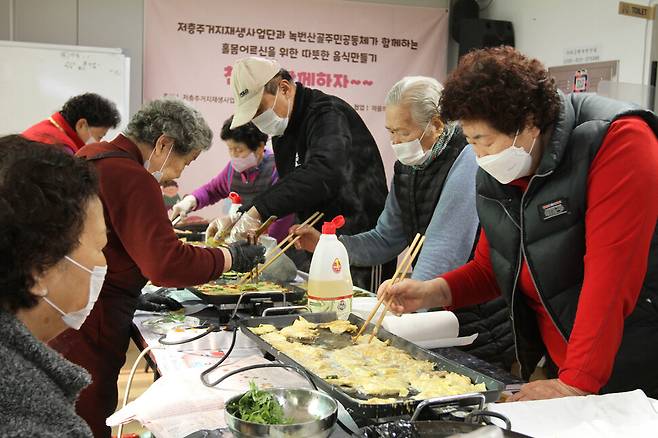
[
  {"left": 188, "top": 281, "right": 306, "bottom": 305},
  {"left": 237, "top": 312, "right": 505, "bottom": 421}
]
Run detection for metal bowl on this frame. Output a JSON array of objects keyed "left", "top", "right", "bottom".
[{"left": 224, "top": 388, "right": 338, "bottom": 438}]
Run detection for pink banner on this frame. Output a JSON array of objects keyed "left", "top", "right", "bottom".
[{"left": 144, "top": 0, "right": 448, "bottom": 219}]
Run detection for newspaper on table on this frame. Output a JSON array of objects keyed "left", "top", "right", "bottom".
[{"left": 107, "top": 354, "right": 312, "bottom": 438}]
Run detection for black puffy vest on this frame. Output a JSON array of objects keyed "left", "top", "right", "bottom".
[
  {"left": 476, "top": 91, "right": 658, "bottom": 394},
  {"left": 393, "top": 128, "right": 465, "bottom": 244},
  {"left": 395, "top": 127, "right": 515, "bottom": 368}
]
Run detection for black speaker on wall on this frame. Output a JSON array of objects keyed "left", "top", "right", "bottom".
[{"left": 458, "top": 18, "right": 515, "bottom": 57}]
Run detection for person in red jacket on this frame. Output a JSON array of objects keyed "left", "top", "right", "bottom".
[
  {"left": 381, "top": 47, "right": 658, "bottom": 401},
  {"left": 49, "top": 99, "right": 265, "bottom": 437},
  {"left": 22, "top": 93, "right": 121, "bottom": 154}
]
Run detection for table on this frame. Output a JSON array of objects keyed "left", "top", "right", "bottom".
[{"left": 129, "top": 298, "right": 521, "bottom": 437}]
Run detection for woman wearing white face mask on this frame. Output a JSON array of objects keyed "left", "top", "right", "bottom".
[
  {"left": 49, "top": 99, "right": 265, "bottom": 437},
  {"left": 0, "top": 136, "right": 106, "bottom": 437},
  {"left": 172, "top": 116, "right": 295, "bottom": 243},
  {"left": 381, "top": 47, "right": 658, "bottom": 401},
  {"left": 292, "top": 76, "right": 515, "bottom": 368}
]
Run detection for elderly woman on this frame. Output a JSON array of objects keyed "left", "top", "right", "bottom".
[
  {"left": 172, "top": 116, "right": 294, "bottom": 242},
  {"left": 0, "top": 136, "right": 106, "bottom": 436},
  {"left": 49, "top": 99, "right": 265, "bottom": 437},
  {"left": 293, "top": 76, "right": 514, "bottom": 367},
  {"left": 382, "top": 47, "right": 658, "bottom": 400}
]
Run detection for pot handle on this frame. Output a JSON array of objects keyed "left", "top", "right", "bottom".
[
  {"left": 208, "top": 362, "right": 318, "bottom": 390},
  {"left": 465, "top": 409, "right": 512, "bottom": 431},
  {"left": 262, "top": 305, "right": 309, "bottom": 316},
  {"left": 410, "top": 392, "right": 486, "bottom": 421}
]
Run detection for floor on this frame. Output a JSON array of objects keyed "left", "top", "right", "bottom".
[{"left": 112, "top": 340, "right": 153, "bottom": 437}]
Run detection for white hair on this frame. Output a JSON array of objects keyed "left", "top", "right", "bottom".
[{"left": 385, "top": 76, "right": 444, "bottom": 126}]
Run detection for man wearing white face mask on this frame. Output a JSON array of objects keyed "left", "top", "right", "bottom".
[
  {"left": 173, "top": 116, "right": 295, "bottom": 242},
  {"left": 48, "top": 99, "right": 265, "bottom": 437},
  {"left": 0, "top": 136, "right": 106, "bottom": 436},
  {"left": 293, "top": 76, "right": 514, "bottom": 368},
  {"left": 382, "top": 47, "right": 658, "bottom": 401},
  {"left": 23, "top": 92, "right": 121, "bottom": 155},
  {"left": 221, "top": 56, "right": 392, "bottom": 288}
]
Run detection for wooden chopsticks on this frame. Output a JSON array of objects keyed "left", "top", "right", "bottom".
[
  {"left": 352, "top": 233, "right": 426, "bottom": 344},
  {"left": 237, "top": 211, "right": 324, "bottom": 286}
]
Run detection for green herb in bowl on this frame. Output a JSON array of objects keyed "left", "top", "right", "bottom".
[{"left": 229, "top": 381, "right": 292, "bottom": 425}]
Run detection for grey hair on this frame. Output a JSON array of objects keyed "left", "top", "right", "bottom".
[
  {"left": 125, "top": 99, "right": 213, "bottom": 155},
  {"left": 385, "top": 76, "right": 444, "bottom": 126}
]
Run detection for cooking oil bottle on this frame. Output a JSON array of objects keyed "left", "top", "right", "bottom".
[{"left": 307, "top": 216, "right": 353, "bottom": 319}]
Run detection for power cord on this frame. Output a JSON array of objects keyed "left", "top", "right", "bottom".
[
  {"left": 200, "top": 324, "right": 238, "bottom": 387},
  {"left": 117, "top": 345, "right": 154, "bottom": 438},
  {"left": 157, "top": 325, "right": 219, "bottom": 345}
]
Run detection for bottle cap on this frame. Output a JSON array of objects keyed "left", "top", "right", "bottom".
[
  {"left": 322, "top": 215, "right": 345, "bottom": 234},
  {"left": 228, "top": 192, "right": 242, "bottom": 204}
]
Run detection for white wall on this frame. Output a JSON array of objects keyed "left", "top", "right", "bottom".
[
  {"left": 479, "top": 0, "right": 655, "bottom": 86},
  {"left": 0, "top": 0, "right": 143, "bottom": 115}
]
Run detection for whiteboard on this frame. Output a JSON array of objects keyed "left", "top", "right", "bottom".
[{"left": 0, "top": 40, "right": 130, "bottom": 139}]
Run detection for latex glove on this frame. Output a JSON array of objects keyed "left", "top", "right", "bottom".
[
  {"left": 507, "top": 378, "right": 589, "bottom": 402},
  {"left": 228, "top": 211, "right": 261, "bottom": 243},
  {"left": 226, "top": 240, "right": 266, "bottom": 272},
  {"left": 290, "top": 223, "right": 321, "bottom": 252},
  {"left": 206, "top": 212, "right": 240, "bottom": 245},
  {"left": 171, "top": 195, "right": 197, "bottom": 220},
  {"left": 137, "top": 292, "right": 183, "bottom": 312},
  {"left": 377, "top": 277, "right": 452, "bottom": 314}
]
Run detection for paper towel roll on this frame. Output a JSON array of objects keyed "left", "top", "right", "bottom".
[
  {"left": 381, "top": 311, "right": 459, "bottom": 342},
  {"left": 351, "top": 298, "right": 460, "bottom": 343}
]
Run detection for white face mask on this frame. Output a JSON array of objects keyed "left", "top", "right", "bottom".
[
  {"left": 42, "top": 256, "right": 107, "bottom": 330},
  {"left": 251, "top": 89, "right": 290, "bottom": 137},
  {"left": 232, "top": 152, "right": 259, "bottom": 173},
  {"left": 391, "top": 120, "right": 432, "bottom": 166},
  {"left": 144, "top": 143, "right": 174, "bottom": 183},
  {"left": 476, "top": 130, "right": 537, "bottom": 184},
  {"left": 84, "top": 124, "right": 98, "bottom": 145}
]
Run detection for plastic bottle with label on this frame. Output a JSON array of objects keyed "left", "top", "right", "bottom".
[{"left": 307, "top": 216, "right": 353, "bottom": 320}]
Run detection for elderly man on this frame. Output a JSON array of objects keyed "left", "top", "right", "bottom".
[
  {"left": 49, "top": 99, "right": 264, "bottom": 437},
  {"left": 293, "top": 76, "right": 514, "bottom": 368},
  {"left": 23, "top": 92, "right": 121, "bottom": 154},
  {"left": 210, "top": 56, "right": 392, "bottom": 288}
]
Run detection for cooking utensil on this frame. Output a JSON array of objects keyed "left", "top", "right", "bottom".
[
  {"left": 237, "top": 312, "right": 505, "bottom": 422},
  {"left": 225, "top": 387, "right": 338, "bottom": 438},
  {"left": 238, "top": 212, "right": 324, "bottom": 286},
  {"left": 353, "top": 233, "right": 421, "bottom": 343},
  {"left": 188, "top": 282, "right": 306, "bottom": 306},
  {"left": 369, "top": 235, "right": 425, "bottom": 343}
]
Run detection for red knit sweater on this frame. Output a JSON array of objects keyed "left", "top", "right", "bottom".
[{"left": 443, "top": 116, "right": 658, "bottom": 393}]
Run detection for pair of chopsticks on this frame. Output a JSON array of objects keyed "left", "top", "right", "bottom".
[
  {"left": 236, "top": 211, "right": 324, "bottom": 286},
  {"left": 353, "top": 233, "right": 426, "bottom": 344},
  {"left": 243, "top": 215, "right": 277, "bottom": 284}
]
